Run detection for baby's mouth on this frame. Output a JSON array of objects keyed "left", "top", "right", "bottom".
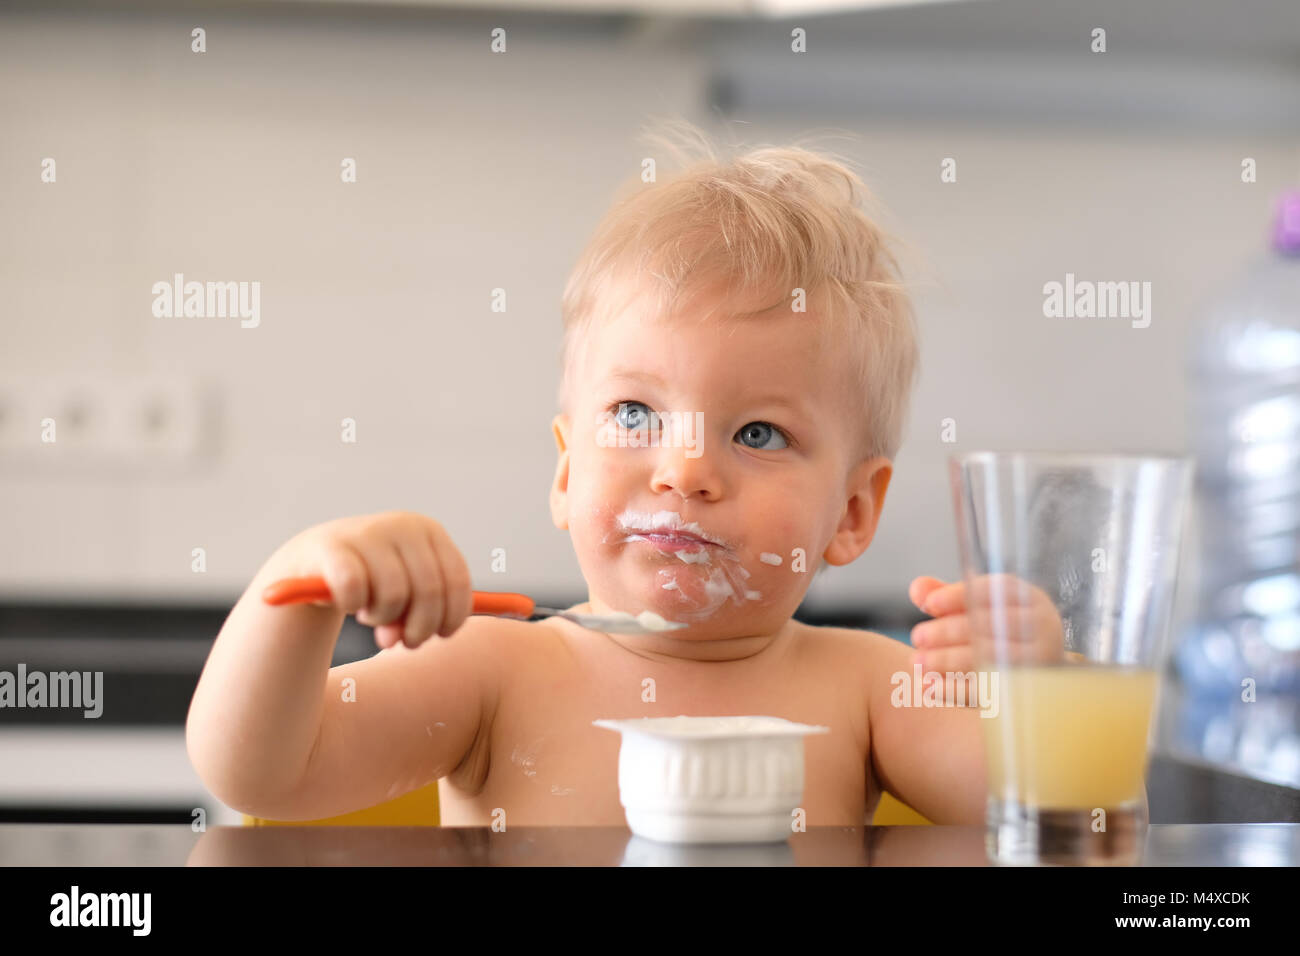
[
  {"left": 607, "top": 507, "right": 761, "bottom": 619},
  {"left": 614, "top": 508, "right": 735, "bottom": 555},
  {"left": 625, "top": 530, "right": 722, "bottom": 554}
]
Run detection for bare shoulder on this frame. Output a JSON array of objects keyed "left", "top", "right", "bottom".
[
  {"left": 794, "top": 623, "right": 916, "bottom": 710},
  {"left": 396, "top": 613, "right": 576, "bottom": 706},
  {"left": 794, "top": 621, "right": 912, "bottom": 667},
  {"left": 361, "top": 613, "right": 556, "bottom": 729},
  {"left": 382, "top": 612, "right": 562, "bottom": 682},
  {"left": 787, "top": 623, "right": 910, "bottom": 760},
  {"left": 367, "top": 613, "right": 566, "bottom": 793}
]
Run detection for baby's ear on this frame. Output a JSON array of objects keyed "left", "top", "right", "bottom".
[
  {"left": 549, "top": 414, "right": 571, "bottom": 530},
  {"left": 822, "top": 456, "right": 893, "bottom": 567}
]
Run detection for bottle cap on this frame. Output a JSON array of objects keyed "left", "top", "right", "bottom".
[{"left": 1273, "top": 190, "right": 1300, "bottom": 254}]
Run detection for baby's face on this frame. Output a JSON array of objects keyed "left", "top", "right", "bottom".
[{"left": 550, "top": 287, "right": 893, "bottom": 649}]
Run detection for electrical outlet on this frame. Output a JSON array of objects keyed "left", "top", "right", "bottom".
[{"left": 0, "top": 375, "right": 211, "bottom": 471}]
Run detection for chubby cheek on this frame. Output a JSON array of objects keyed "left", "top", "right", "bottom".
[
  {"left": 566, "top": 482, "right": 627, "bottom": 567},
  {"left": 739, "top": 500, "right": 834, "bottom": 597},
  {"left": 569, "top": 442, "right": 644, "bottom": 539},
  {"left": 744, "top": 540, "right": 813, "bottom": 602},
  {"left": 747, "top": 488, "right": 824, "bottom": 569},
  {"left": 652, "top": 525, "right": 819, "bottom": 623}
]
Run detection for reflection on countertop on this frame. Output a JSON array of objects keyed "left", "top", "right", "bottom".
[{"left": 1, "top": 823, "right": 1297, "bottom": 867}]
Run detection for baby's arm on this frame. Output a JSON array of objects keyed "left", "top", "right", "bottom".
[
  {"left": 186, "top": 512, "right": 488, "bottom": 820},
  {"left": 254, "top": 616, "right": 501, "bottom": 820},
  {"left": 865, "top": 633, "right": 988, "bottom": 825}
]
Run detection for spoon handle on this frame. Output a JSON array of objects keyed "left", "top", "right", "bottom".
[{"left": 261, "top": 575, "right": 537, "bottom": 619}]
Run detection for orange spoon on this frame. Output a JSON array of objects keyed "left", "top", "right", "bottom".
[{"left": 261, "top": 576, "right": 685, "bottom": 635}]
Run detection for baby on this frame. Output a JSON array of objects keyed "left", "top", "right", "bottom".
[{"left": 187, "top": 134, "right": 1020, "bottom": 828}]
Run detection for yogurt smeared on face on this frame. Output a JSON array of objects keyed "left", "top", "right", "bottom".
[
  {"left": 598, "top": 609, "right": 683, "bottom": 632},
  {"left": 599, "top": 505, "right": 767, "bottom": 624},
  {"left": 658, "top": 560, "right": 761, "bottom": 621},
  {"left": 616, "top": 508, "right": 734, "bottom": 550}
]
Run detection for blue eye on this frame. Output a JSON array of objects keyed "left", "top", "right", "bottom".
[
  {"left": 608, "top": 401, "right": 792, "bottom": 451},
  {"left": 736, "top": 422, "right": 789, "bottom": 450},
  {"left": 613, "top": 401, "right": 651, "bottom": 430}
]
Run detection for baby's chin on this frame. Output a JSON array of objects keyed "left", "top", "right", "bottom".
[
  {"left": 598, "top": 551, "right": 768, "bottom": 628},
  {"left": 595, "top": 591, "right": 772, "bottom": 641}
]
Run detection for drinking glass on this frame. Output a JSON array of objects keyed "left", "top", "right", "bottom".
[{"left": 949, "top": 451, "right": 1193, "bottom": 865}]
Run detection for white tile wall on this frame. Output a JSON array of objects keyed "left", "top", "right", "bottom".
[
  {"left": 0, "top": 727, "right": 242, "bottom": 826},
  {"left": 1, "top": 3, "right": 1295, "bottom": 621}
]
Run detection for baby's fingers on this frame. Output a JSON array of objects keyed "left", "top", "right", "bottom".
[
  {"left": 911, "top": 613, "right": 970, "bottom": 649},
  {"left": 908, "top": 576, "right": 948, "bottom": 612},
  {"left": 918, "top": 581, "right": 967, "bottom": 617},
  {"left": 354, "top": 542, "right": 408, "bottom": 628},
  {"left": 430, "top": 531, "right": 473, "bottom": 637},
  {"left": 374, "top": 623, "right": 406, "bottom": 650},
  {"left": 319, "top": 539, "right": 371, "bottom": 614},
  {"left": 395, "top": 534, "right": 443, "bottom": 647},
  {"left": 932, "top": 575, "right": 1053, "bottom": 616},
  {"left": 917, "top": 607, "right": 1064, "bottom": 665},
  {"left": 966, "top": 573, "right": 1052, "bottom": 611}
]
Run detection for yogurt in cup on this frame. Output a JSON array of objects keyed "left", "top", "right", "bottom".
[{"left": 593, "top": 715, "right": 830, "bottom": 844}]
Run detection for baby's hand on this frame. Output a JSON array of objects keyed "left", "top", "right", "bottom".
[
  {"left": 908, "top": 574, "right": 1069, "bottom": 703},
  {"left": 274, "top": 511, "right": 474, "bottom": 650}
]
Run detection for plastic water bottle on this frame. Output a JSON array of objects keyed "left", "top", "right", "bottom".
[{"left": 1177, "top": 191, "right": 1300, "bottom": 697}]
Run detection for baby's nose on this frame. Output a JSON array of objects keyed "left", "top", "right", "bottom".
[{"left": 649, "top": 446, "right": 723, "bottom": 502}]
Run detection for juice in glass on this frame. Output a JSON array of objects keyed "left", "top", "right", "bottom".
[{"left": 982, "top": 664, "right": 1160, "bottom": 863}]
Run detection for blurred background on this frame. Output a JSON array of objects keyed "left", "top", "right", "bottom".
[{"left": 2, "top": 0, "right": 1298, "bottom": 827}]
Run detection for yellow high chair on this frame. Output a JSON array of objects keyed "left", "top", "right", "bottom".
[
  {"left": 873, "top": 791, "right": 933, "bottom": 825},
  {"left": 242, "top": 781, "right": 442, "bottom": 827},
  {"left": 242, "top": 783, "right": 931, "bottom": 826}
]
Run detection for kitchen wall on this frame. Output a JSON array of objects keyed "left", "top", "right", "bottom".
[
  {"left": 2, "top": 0, "right": 1298, "bottom": 624},
  {"left": 4, "top": 0, "right": 1300, "bottom": 824}
]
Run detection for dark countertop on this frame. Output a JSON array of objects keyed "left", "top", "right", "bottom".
[{"left": 1, "top": 823, "right": 1296, "bottom": 866}]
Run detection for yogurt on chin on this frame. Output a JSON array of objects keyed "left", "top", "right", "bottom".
[{"left": 599, "top": 609, "right": 683, "bottom": 632}]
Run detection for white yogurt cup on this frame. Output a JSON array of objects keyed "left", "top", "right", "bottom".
[{"left": 592, "top": 715, "right": 830, "bottom": 844}]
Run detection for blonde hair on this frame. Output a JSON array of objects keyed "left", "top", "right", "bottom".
[{"left": 557, "top": 119, "right": 919, "bottom": 464}]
